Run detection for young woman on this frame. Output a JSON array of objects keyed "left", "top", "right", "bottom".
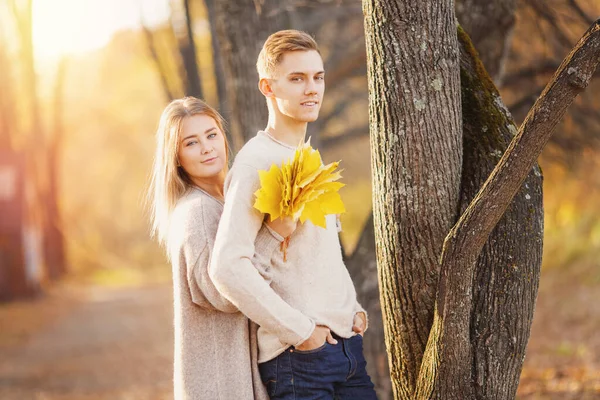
[{"left": 148, "top": 97, "right": 294, "bottom": 400}]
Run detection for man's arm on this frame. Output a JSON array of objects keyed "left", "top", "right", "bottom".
[{"left": 209, "top": 163, "right": 315, "bottom": 346}]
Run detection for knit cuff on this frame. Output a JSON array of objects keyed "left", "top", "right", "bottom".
[
  {"left": 292, "top": 318, "right": 317, "bottom": 348},
  {"left": 255, "top": 224, "right": 284, "bottom": 256},
  {"left": 354, "top": 303, "right": 369, "bottom": 333},
  {"left": 263, "top": 223, "right": 285, "bottom": 242}
]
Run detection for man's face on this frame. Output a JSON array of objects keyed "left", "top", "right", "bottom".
[{"left": 268, "top": 50, "right": 325, "bottom": 123}]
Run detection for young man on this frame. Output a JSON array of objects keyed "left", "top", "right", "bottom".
[{"left": 209, "top": 30, "right": 377, "bottom": 399}]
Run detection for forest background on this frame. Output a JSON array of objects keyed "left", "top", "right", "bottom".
[{"left": 0, "top": 0, "right": 599, "bottom": 398}]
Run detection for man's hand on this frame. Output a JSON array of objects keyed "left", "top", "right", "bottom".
[
  {"left": 352, "top": 312, "right": 367, "bottom": 336},
  {"left": 267, "top": 216, "right": 297, "bottom": 238},
  {"left": 295, "top": 325, "right": 337, "bottom": 351}
]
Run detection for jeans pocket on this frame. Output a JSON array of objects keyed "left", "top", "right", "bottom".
[
  {"left": 293, "top": 341, "right": 329, "bottom": 354},
  {"left": 258, "top": 357, "right": 278, "bottom": 397}
]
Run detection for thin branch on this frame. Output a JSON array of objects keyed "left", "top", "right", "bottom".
[
  {"left": 507, "top": 84, "right": 546, "bottom": 114},
  {"left": 528, "top": 0, "right": 575, "bottom": 49},
  {"left": 140, "top": 18, "right": 175, "bottom": 101},
  {"left": 321, "top": 126, "right": 369, "bottom": 150},
  {"left": 567, "top": 0, "right": 595, "bottom": 25},
  {"left": 502, "top": 60, "right": 559, "bottom": 86}
]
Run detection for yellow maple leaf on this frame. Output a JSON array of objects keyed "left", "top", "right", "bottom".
[{"left": 253, "top": 138, "right": 346, "bottom": 230}]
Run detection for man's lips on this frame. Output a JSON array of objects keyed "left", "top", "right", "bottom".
[{"left": 301, "top": 100, "right": 319, "bottom": 106}]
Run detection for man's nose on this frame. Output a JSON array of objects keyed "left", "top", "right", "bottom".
[{"left": 305, "top": 79, "right": 317, "bottom": 95}]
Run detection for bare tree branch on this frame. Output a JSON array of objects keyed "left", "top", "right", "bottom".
[
  {"left": 321, "top": 126, "right": 369, "bottom": 150},
  {"left": 140, "top": 18, "right": 175, "bottom": 101},
  {"left": 567, "top": 0, "right": 596, "bottom": 25},
  {"left": 527, "top": 0, "right": 575, "bottom": 49}
]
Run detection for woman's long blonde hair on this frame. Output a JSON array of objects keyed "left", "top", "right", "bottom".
[{"left": 148, "top": 97, "right": 229, "bottom": 248}]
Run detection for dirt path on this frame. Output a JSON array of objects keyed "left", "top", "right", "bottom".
[
  {"left": 0, "top": 283, "right": 173, "bottom": 400},
  {"left": 1, "top": 260, "right": 599, "bottom": 400}
]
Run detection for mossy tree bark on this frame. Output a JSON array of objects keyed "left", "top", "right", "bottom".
[
  {"left": 364, "top": 0, "right": 600, "bottom": 397},
  {"left": 456, "top": 29, "right": 544, "bottom": 399}
]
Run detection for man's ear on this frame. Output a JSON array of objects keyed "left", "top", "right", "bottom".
[{"left": 258, "top": 77, "right": 274, "bottom": 98}]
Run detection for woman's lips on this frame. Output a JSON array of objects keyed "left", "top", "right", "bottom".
[{"left": 202, "top": 156, "right": 218, "bottom": 163}]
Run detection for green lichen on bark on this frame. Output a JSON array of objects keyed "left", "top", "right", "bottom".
[{"left": 458, "top": 25, "right": 516, "bottom": 156}]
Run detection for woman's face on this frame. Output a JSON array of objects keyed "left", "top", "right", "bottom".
[{"left": 177, "top": 114, "right": 227, "bottom": 185}]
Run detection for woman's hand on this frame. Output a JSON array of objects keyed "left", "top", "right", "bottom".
[{"left": 267, "top": 216, "right": 298, "bottom": 238}]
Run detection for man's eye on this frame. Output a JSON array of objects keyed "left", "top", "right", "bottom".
[
  {"left": 291, "top": 77, "right": 302, "bottom": 82},
  {"left": 316, "top": 76, "right": 325, "bottom": 80}
]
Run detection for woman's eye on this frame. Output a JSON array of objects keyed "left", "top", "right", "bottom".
[
  {"left": 186, "top": 141, "right": 196, "bottom": 147},
  {"left": 208, "top": 133, "right": 217, "bottom": 139}
]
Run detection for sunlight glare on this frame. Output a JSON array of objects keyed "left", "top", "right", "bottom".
[{"left": 32, "top": 0, "right": 169, "bottom": 61}]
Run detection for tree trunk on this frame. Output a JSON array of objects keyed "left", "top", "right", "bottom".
[
  {"left": 362, "top": 1, "right": 463, "bottom": 398},
  {"left": 203, "top": 0, "right": 229, "bottom": 121},
  {"left": 456, "top": 28, "right": 544, "bottom": 399},
  {"left": 415, "top": 20, "right": 600, "bottom": 399},
  {"left": 211, "top": 1, "right": 292, "bottom": 151},
  {"left": 171, "top": 0, "right": 203, "bottom": 98},
  {"left": 44, "top": 58, "right": 68, "bottom": 280},
  {"left": 455, "top": 0, "right": 517, "bottom": 84},
  {"left": 0, "top": 33, "right": 15, "bottom": 151}
]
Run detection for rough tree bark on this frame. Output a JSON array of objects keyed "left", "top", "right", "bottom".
[
  {"left": 362, "top": 1, "right": 463, "bottom": 398},
  {"left": 415, "top": 20, "right": 600, "bottom": 399},
  {"left": 456, "top": 29, "right": 544, "bottom": 399},
  {"left": 210, "top": 0, "right": 293, "bottom": 150}
]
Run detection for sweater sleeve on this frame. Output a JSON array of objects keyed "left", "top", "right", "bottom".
[
  {"left": 183, "top": 199, "right": 282, "bottom": 314},
  {"left": 353, "top": 301, "right": 369, "bottom": 332},
  {"left": 209, "top": 163, "right": 316, "bottom": 346},
  {"left": 176, "top": 199, "right": 238, "bottom": 313},
  {"left": 186, "top": 238, "right": 237, "bottom": 313}
]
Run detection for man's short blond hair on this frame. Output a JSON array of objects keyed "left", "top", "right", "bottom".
[{"left": 256, "top": 30, "right": 320, "bottom": 78}]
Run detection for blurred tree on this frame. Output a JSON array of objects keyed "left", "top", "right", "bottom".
[
  {"left": 209, "top": 0, "right": 292, "bottom": 150},
  {"left": 44, "top": 58, "right": 68, "bottom": 279},
  {"left": 0, "top": 33, "right": 15, "bottom": 151},
  {"left": 9, "top": 0, "right": 66, "bottom": 281},
  {"left": 170, "top": 0, "right": 203, "bottom": 98},
  {"left": 364, "top": 1, "right": 599, "bottom": 399},
  {"left": 142, "top": 0, "right": 206, "bottom": 101},
  {"left": 502, "top": 0, "right": 600, "bottom": 164},
  {"left": 455, "top": 0, "right": 517, "bottom": 84}
]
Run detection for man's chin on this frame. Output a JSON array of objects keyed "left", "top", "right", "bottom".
[{"left": 299, "top": 112, "right": 320, "bottom": 123}]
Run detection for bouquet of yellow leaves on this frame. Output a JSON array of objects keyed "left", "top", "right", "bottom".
[{"left": 253, "top": 138, "right": 346, "bottom": 260}]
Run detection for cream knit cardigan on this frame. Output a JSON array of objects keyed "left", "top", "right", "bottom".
[{"left": 168, "top": 187, "right": 278, "bottom": 400}]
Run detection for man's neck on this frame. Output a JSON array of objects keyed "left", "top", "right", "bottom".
[{"left": 264, "top": 116, "right": 307, "bottom": 148}]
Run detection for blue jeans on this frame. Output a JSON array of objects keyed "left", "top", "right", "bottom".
[{"left": 258, "top": 333, "right": 378, "bottom": 400}]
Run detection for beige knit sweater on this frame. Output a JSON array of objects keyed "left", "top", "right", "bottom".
[
  {"left": 169, "top": 187, "right": 279, "bottom": 400},
  {"left": 210, "top": 131, "right": 366, "bottom": 363}
]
